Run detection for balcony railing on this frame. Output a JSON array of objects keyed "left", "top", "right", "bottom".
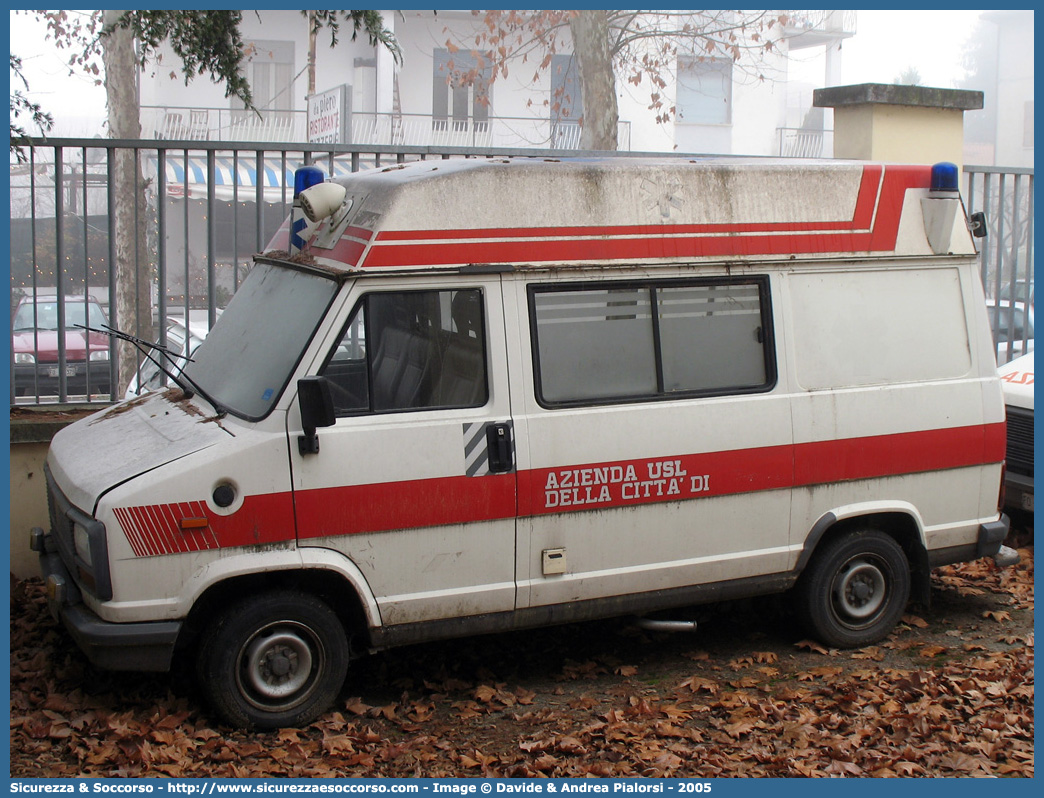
[
  {"left": 776, "top": 127, "right": 834, "bottom": 158},
  {"left": 142, "top": 107, "right": 304, "bottom": 142},
  {"left": 141, "top": 107, "right": 632, "bottom": 151},
  {"left": 784, "top": 10, "right": 857, "bottom": 36}
]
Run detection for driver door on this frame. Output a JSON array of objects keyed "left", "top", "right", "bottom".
[{"left": 290, "top": 275, "right": 517, "bottom": 627}]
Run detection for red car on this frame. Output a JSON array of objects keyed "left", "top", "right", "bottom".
[{"left": 12, "top": 295, "right": 112, "bottom": 397}]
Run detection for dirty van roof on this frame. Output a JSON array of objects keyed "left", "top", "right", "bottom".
[
  {"left": 329, "top": 156, "right": 918, "bottom": 231},
  {"left": 338, "top": 156, "right": 905, "bottom": 230},
  {"left": 281, "top": 157, "right": 946, "bottom": 271},
  {"left": 331, "top": 155, "right": 855, "bottom": 187}
]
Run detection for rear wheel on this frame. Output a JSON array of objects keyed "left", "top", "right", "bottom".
[
  {"left": 197, "top": 590, "right": 349, "bottom": 728},
  {"left": 796, "top": 529, "right": 911, "bottom": 648}
]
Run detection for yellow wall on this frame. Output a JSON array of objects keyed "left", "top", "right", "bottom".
[
  {"left": 10, "top": 441, "right": 50, "bottom": 580},
  {"left": 833, "top": 105, "right": 968, "bottom": 169}
]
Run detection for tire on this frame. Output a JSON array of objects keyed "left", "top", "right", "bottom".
[
  {"left": 196, "top": 590, "right": 349, "bottom": 729},
  {"left": 795, "top": 529, "right": 911, "bottom": 648}
]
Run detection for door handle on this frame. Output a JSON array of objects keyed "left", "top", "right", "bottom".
[{"left": 486, "top": 422, "right": 514, "bottom": 473}]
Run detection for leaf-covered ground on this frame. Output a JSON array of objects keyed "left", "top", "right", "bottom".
[{"left": 11, "top": 531, "right": 1033, "bottom": 778}]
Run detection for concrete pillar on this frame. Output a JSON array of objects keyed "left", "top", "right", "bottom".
[{"left": 813, "top": 83, "right": 983, "bottom": 169}]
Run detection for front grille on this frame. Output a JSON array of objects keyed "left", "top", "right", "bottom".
[
  {"left": 1006, "top": 406, "right": 1034, "bottom": 477},
  {"left": 44, "top": 464, "right": 73, "bottom": 552},
  {"left": 43, "top": 464, "right": 113, "bottom": 600}
]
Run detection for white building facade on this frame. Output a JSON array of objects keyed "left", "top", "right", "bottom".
[{"left": 137, "top": 9, "right": 855, "bottom": 157}]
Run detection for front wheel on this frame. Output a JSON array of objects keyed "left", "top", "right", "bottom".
[
  {"left": 795, "top": 529, "right": 911, "bottom": 648},
  {"left": 197, "top": 590, "right": 349, "bottom": 728}
]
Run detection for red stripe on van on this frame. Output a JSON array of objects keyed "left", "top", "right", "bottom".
[
  {"left": 360, "top": 165, "right": 927, "bottom": 268},
  {"left": 518, "top": 423, "right": 1006, "bottom": 518},
  {"left": 793, "top": 423, "right": 1007, "bottom": 487},
  {"left": 319, "top": 227, "right": 374, "bottom": 267},
  {"left": 321, "top": 237, "right": 369, "bottom": 268},
  {"left": 294, "top": 472, "right": 517, "bottom": 538},
  {"left": 115, "top": 421, "right": 1003, "bottom": 555},
  {"left": 113, "top": 493, "right": 296, "bottom": 557}
]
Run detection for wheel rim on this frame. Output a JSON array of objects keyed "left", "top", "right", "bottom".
[
  {"left": 235, "top": 621, "right": 325, "bottom": 712},
  {"left": 831, "top": 555, "right": 888, "bottom": 627}
]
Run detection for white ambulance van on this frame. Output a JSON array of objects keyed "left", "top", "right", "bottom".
[{"left": 33, "top": 157, "right": 1013, "bottom": 728}]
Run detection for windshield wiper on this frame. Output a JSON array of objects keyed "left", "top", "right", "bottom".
[{"left": 77, "top": 324, "right": 229, "bottom": 417}]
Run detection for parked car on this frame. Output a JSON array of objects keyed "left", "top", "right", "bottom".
[
  {"left": 998, "top": 351, "right": 1033, "bottom": 513},
  {"left": 987, "top": 299, "right": 1034, "bottom": 363},
  {"left": 125, "top": 314, "right": 214, "bottom": 399},
  {"left": 12, "top": 295, "right": 111, "bottom": 397}
]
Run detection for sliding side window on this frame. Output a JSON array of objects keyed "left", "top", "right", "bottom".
[
  {"left": 321, "top": 289, "right": 488, "bottom": 415},
  {"left": 531, "top": 278, "right": 773, "bottom": 406}
]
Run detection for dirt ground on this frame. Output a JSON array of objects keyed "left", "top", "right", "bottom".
[{"left": 10, "top": 518, "right": 1034, "bottom": 779}]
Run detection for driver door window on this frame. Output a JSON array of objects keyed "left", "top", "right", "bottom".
[{"left": 321, "top": 289, "right": 488, "bottom": 416}]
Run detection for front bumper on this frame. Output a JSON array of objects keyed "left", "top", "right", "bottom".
[
  {"left": 13, "top": 361, "right": 111, "bottom": 397},
  {"left": 34, "top": 535, "right": 181, "bottom": 672}
]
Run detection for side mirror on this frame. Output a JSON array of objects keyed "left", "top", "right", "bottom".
[{"left": 298, "top": 376, "right": 336, "bottom": 455}]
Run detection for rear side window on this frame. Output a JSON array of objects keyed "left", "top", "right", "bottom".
[
  {"left": 321, "top": 289, "right": 488, "bottom": 416},
  {"left": 530, "top": 277, "right": 774, "bottom": 406}
]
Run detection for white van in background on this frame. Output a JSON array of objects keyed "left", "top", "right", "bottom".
[
  {"left": 33, "top": 157, "right": 1013, "bottom": 728},
  {"left": 998, "top": 352, "right": 1034, "bottom": 513}
]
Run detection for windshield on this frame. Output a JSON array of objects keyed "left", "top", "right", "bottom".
[
  {"left": 14, "top": 300, "right": 107, "bottom": 332},
  {"left": 183, "top": 261, "right": 340, "bottom": 419}
]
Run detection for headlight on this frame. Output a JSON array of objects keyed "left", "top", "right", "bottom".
[
  {"left": 89, "top": 350, "right": 110, "bottom": 362},
  {"left": 73, "top": 522, "right": 93, "bottom": 567},
  {"left": 14, "top": 353, "right": 35, "bottom": 364}
]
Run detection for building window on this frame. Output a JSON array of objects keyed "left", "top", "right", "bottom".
[
  {"left": 530, "top": 278, "right": 773, "bottom": 407},
  {"left": 676, "top": 57, "right": 733, "bottom": 125},
  {"left": 433, "top": 48, "right": 491, "bottom": 133},
  {"left": 232, "top": 40, "right": 296, "bottom": 131}
]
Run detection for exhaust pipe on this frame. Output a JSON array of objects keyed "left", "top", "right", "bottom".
[{"left": 635, "top": 618, "right": 698, "bottom": 633}]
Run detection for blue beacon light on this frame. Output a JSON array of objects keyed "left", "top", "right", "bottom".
[
  {"left": 290, "top": 166, "right": 326, "bottom": 253},
  {"left": 294, "top": 165, "right": 326, "bottom": 198},
  {"left": 930, "top": 161, "right": 960, "bottom": 194}
]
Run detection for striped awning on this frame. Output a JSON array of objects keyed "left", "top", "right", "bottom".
[{"left": 145, "top": 153, "right": 305, "bottom": 201}]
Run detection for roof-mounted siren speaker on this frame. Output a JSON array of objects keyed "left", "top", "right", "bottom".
[
  {"left": 299, "top": 182, "right": 348, "bottom": 224},
  {"left": 921, "top": 162, "right": 961, "bottom": 255},
  {"left": 298, "top": 179, "right": 353, "bottom": 250}
]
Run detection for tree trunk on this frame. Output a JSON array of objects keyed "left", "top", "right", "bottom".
[
  {"left": 308, "top": 11, "right": 317, "bottom": 97},
  {"left": 102, "top": 10, "right": 153, "bottom": 396},
  {"left": 568, "top": 10, "right": 618, "bottom": 151}
]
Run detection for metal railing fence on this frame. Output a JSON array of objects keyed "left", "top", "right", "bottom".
[
  {"left": 8, "top": 137, "right": 654, "bottom": 406},
  {"left": 9, "top": 140, "right": 1035, "bottom": 406},
  {"left": 965, "top": 165, "right": 1035, "bottom": 365}
]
